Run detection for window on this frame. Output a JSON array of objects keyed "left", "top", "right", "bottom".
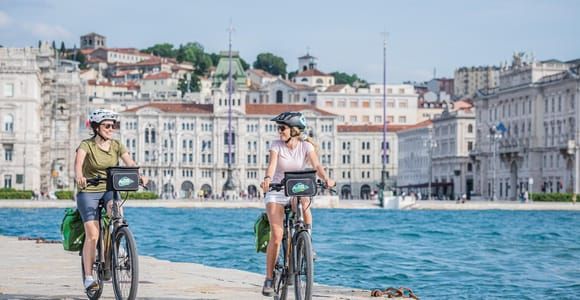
[
  {"left": 398, "top": 116, "right": 407, "bottom": 123},
  {"left": 3, "top": 114, "right": 14, "bottom": 133},
  {"left": 276, "top": 90, "right": 283, "bottom": 103},
  {"left": 4, "top": 83, "right": 14, "bottom": 97},
  {"left": 468, "top": 124, "right": 473, "bottom": 133},
  {"left": 399, "top": 100, "right": 408, "bottom": 108},
  {"left": 4, "top": 144, "right": 13, "bottom": 161},
  {"left": 4, "top": 175, "right": 12, "bottom": 188}
]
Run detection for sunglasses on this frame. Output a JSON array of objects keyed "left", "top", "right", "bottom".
[
  {"left": 100, "top": 123, "right": 116, "bottom": 129},
  {"left": 277, "top": 125, "right": 289, "bottom": 132}
]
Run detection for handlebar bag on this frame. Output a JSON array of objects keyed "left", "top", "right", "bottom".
[
  {"left": 284, "top": 169, "right": 317, "bottom": 197},
  {"left": 106, "top": 166, "right": 140, "bottom": 191}
]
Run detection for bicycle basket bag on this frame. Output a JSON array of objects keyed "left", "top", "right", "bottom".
[
  {"left": 254, "top": 212, "right": 270, "bottom": 253},
  {"left": 61, "top": 208, "right": 85, "bottom": 251},
  {"left": 284, "top": 169, "right": 317, "bottom": 197},
  {"left": 106, "top": 166, "right": 140, "bottom": 191}
]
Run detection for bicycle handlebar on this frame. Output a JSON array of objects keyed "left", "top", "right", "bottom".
[
  {"left": 268, "top": 179, "right": 336, "bottom": 195},
  {"left": 85, "top": 177, "right": 148, "bottom": 190}
]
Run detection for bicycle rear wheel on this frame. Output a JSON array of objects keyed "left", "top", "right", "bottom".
[
  {"left": 111, "top": 226, "right": 139, "bottom": 300},
  {"left": 294, "top": 231, "right": 313, "bottom": 300},
  {"left": 81, "top": 247, "right": 104, "bottom": 299}
]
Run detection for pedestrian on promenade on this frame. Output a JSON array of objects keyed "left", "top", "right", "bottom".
[
  {"left": 74, "top": 109, "right": 146, "bottom": 291},
  {"left": 259, "top": 112, "right": 335, "bottom": 296}
]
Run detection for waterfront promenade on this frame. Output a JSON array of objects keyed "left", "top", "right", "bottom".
[
  {"left": 0, "top": 199, "right": 578, "bottom": 210},
  {"left": 0, "top": 235, "right": 370, "bottom": 299}
]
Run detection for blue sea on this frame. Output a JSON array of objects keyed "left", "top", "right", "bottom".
[{"left": 0, "top": 207, "right": 579, "bottom": 300}]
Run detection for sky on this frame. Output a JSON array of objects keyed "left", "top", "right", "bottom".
[{"left": 1, "top": 0, "right": 579, "bottom": 84}]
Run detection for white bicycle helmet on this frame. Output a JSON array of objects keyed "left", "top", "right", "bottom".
[{"left": 89, "top": 109, "right": 119, "bottom": 124}]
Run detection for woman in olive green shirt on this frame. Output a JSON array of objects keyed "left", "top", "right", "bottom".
[{"left": 74, "top": 108, "right": 143, "bottom": 290}]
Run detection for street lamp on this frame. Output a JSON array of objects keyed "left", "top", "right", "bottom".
[
  {"left": 424, "top": 133, "right": 437, "bottom": 200},
  {"left": 488, "top": 128, "right": 503, "bottom": 201}
]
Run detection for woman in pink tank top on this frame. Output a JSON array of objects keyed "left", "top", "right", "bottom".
[{"left": 259, "top": 111, "right": 335, "bottom": 296}]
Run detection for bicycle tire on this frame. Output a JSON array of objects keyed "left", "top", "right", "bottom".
[
  {"left": 111, "top": 226, "right": 139, "bottom": 300},
  {"left": 81, "top": 246, "right": 104, "bottom": 299},
  {"left": 294, "top": 231, "right": 313, "bottom": 300}
]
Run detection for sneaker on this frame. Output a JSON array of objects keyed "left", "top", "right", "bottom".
[
  {"left": 83, "top": 276, "right": 98, "bottom": 290},
  {"left": 262, "top": 279, "right": 274, "bottom": 296},
  {"left": 103, "top": 268, "right": 112, "bottom": 281}
]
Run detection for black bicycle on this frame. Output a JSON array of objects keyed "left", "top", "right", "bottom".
[
  {"left": 268, "top": 170, "right": 335, "bottom": 300},
  {"left": 80, "top": 167, "right": 142, "bottom": 300}
]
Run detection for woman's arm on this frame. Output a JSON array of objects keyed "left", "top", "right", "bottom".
[
  {"left": 74, "top": 148, "right": 87, "bottom": 188},
  {"left": 120, "top": 152, "right": 148, "bottom": 185},
  {"left": 120, "top": 152, "right": 137, "bottom": 167},
  {"left": 260, "top": 150, "right": 278, "bottom": 192},
  {"left": 307, "top": 151, "right": 335, "bottom": 188}
]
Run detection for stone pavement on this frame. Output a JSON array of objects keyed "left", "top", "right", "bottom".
[{"left": 0, "top": 236, "right": 371, "bottom": 300}]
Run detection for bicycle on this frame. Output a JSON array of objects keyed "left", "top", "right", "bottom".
[
  {"left": 268, "top": 170, "right": 335, "bottom": 300},
  {"left": 80, "top": 166, "right": 142, "bottom": 300}
]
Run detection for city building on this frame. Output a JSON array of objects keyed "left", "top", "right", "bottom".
[
  {"left": 454, "top": 65, "right": 500, "bottom": 99},
  {"left": 472, "top": 53, "right": 580, "bottom": 200}
]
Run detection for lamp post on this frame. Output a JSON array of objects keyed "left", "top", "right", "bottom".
[
  {"left": 379, "top": 31, "right": 388, "bottom": 207},
  {"left": 488, "top": 129, "right": 502, "bottom": 201},
  {"left": 425, "top": 133, "right": 437, "bottom": 200}
]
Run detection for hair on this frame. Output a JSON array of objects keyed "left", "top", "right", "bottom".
[{"left": 290, "top": 126, "right": 319, "bottom": 154}]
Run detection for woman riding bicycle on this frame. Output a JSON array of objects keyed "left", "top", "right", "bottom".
[
  {"left": 260, "top": 111, "right": 335, "bottom": 296},
  {"left": 74, "top": 108, "right": 145, "bottom": 291}
]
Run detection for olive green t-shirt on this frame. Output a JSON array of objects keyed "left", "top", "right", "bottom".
[{"left": 78, "top": 138, "right": 127, "bottom": 192}]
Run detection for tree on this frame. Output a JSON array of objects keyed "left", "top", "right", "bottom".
[
  {"left": 60, "top": 41, "right": 66, "bottom": 54},
  {"left": 253, "top": 53, "right": 287, "bottom": 76},
  {"left": 142, "top": 43, "right": 176, "bottom": 58},
  {"left": 178, "top": 72, "right": 200, "bottom": 95},
  {"left": 331, "top": 71, "right": 369, "bottom": 87},
  {"left": 239, "top": 57, "right": 249, "bottom": 70}
]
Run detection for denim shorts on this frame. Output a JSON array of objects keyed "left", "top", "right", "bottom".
[{"left": 76, "top": 191, "right": 114, "bottom": 222}]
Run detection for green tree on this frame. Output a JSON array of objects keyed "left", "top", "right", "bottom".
[
  {"left": 239, "top": 57, "right": 249, "bottom": 70},
  {"left": 60, "top": 41, "right": 66, "bottom": 54},
  {"left": 178, "top": 72, "right": 200, "bottom": 95},
  {"left": 176, "top": 42, "right": 214, "bottom": 75},
  {"left": 331, "top": 71, "right": 369, "bottom": 87},
  {"left": 71, "top": 50, "right": 87, "bottom": 69},
  {"left": 253, "top": 53, "right": 287, "bottom": 76},
  {"left": 142, "top": 43, "right": 176, "bottom": 58}
]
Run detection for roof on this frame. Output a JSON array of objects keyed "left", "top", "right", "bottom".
[
  {"left": 295, "top": 68, "right": 330, "bottom": 77},
  {"left": 245, "top": 104, "right": 336, "bottom": 116},
  {"left": 396, "top": 120, "right": 433, "bottom": 133},
  {"left": 280, "top": 79, "right": 314, "bottom": 91},
  {"left": 452, "top": 100, "right": 474, "bottom": 111},
  {"left": 81, "top": 32, "right": 105, "bottom": 38},
  {"left": 298, "top": 54, "right": 316, "bottom": 59},
  {"left": 143, "top": 72, "right": 172, "bottom": 80},
  {"left": 248, "top": 69, "right": 275, "bottom": 78},
  {"left": 124, "top": 103, "right": 213, "bottom": 114},
  {"left": 324, "top": 84, "right": 347, "bottom": 92},
  {"left": 337, "top": 124, "right": 414, "bottom": 133}
]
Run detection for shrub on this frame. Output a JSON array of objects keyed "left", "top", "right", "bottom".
[
  {"left": 0, "top": 189, "right": 34, "bottom": 199},
  {"left": 529, "top": 192, "right": 575, "bottom": 202}
]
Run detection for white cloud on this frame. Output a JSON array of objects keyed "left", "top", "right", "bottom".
[
  {"left": 0, "top": 11, "right": 12, "bottom": 28},
  {"left": 22, "top": 22, "right": 72, "bottom": 40}
]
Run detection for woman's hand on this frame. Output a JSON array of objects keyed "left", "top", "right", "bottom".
[
  {"left": 325, "top": 178, "right": 336, "bottom": 189},
  {"left": 139, "top": 175, "right": 149, "bottom": 187},
  {"left": 76, "top": 176, "right": 86, "bottom": 189},
  {"left": 260, "top": 178, "right": 271, "bottom": 193}
]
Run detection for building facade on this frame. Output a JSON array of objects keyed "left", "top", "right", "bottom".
[{"left": 472, "top": 55, "right": 579, "bottom": 200}]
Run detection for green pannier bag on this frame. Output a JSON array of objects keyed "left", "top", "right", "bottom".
[
  {"left": 254, "top": 212, "right": 270, "bottom": 253},
  {"left": 61, "top": 208, "right": 85, "bottom": 251}
]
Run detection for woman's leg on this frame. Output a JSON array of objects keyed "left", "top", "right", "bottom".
[
  {"left": 265, "top": 202, "right": 285, "bottom": 279},
  {"left": 299, "top": 197, "right": 312, "bottom": 231},
  {"left": 82, "top": 220, "right": 100, "bottom": 276}
]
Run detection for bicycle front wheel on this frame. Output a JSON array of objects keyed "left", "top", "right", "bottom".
[
  {"left": 111, "top": 226, "right": 139, "bottom": 300},
  {"left": 294, "top": 231, "right": 313, "bottom": 300}
]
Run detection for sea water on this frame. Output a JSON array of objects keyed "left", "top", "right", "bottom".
[{"left": 1, "top": 207, "right": 578, "bottom": 299}]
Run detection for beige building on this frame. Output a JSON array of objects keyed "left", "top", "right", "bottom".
[
  {"left": 472, "top": 54, "right": 579, "bottom": 200},
  {"left": 0, "top": 44, "right": 84, "bottom": 194},
  {"left": 454, "top": 65, "right": 499, "bottom": 99}
]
